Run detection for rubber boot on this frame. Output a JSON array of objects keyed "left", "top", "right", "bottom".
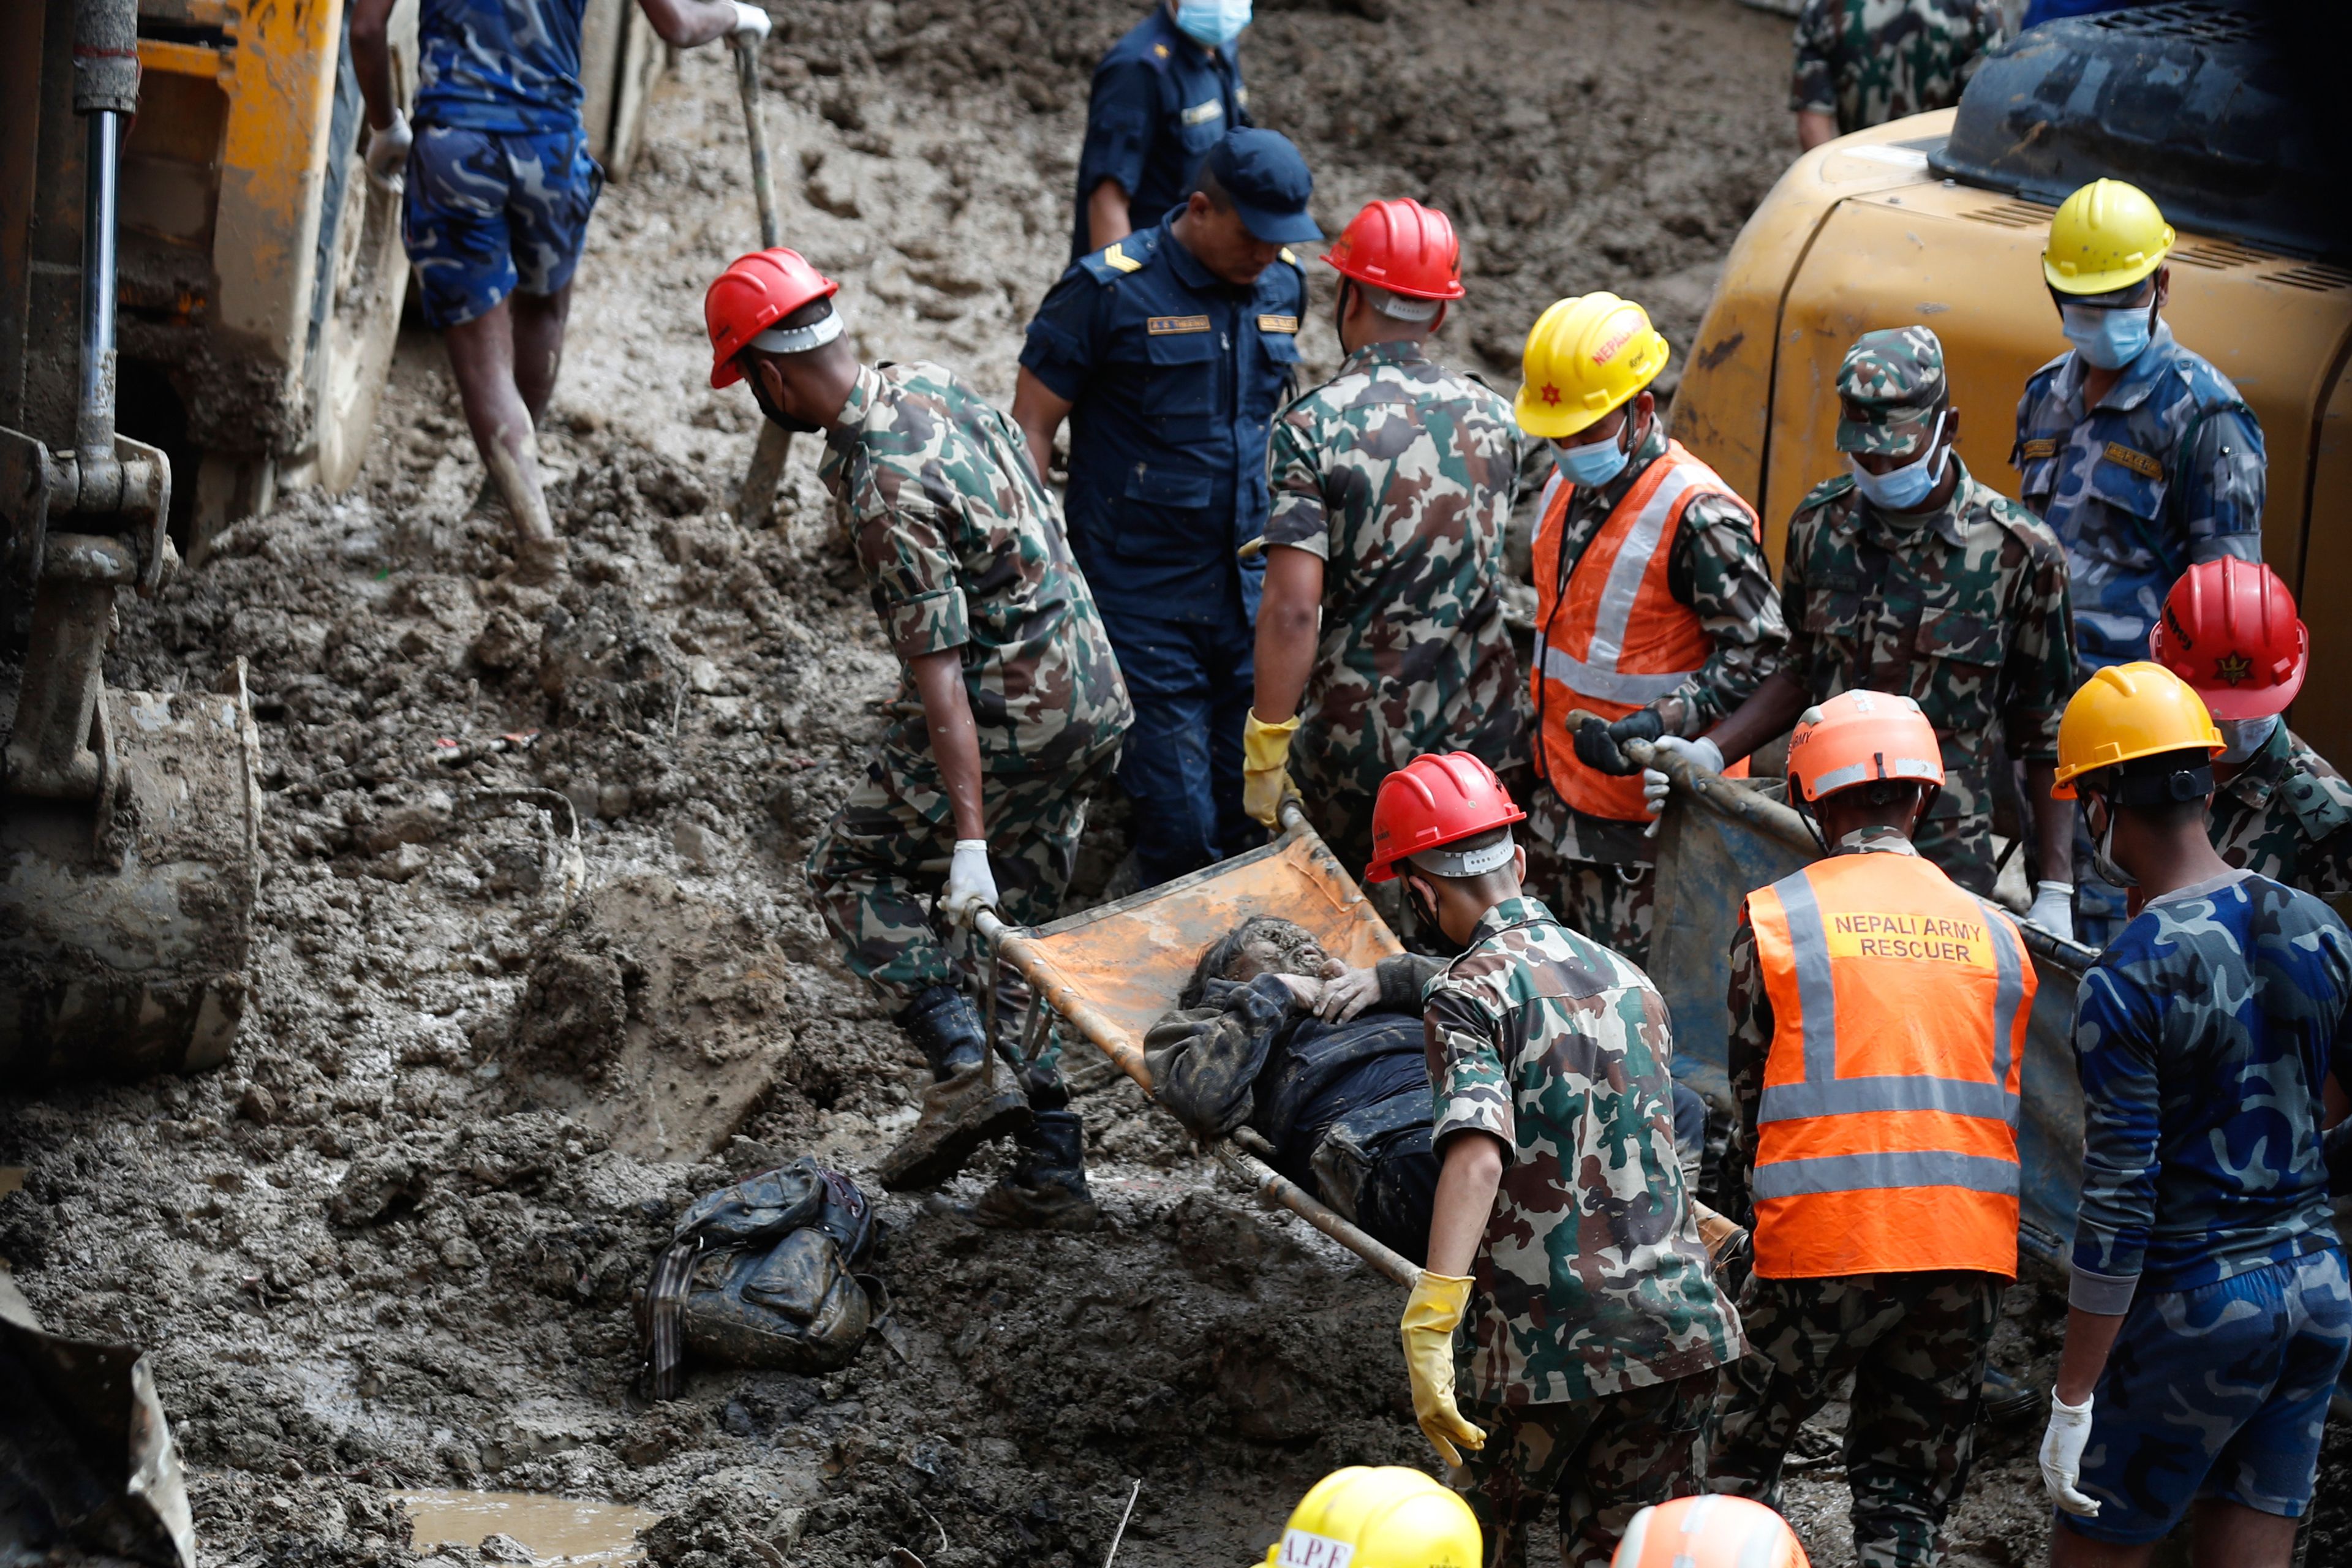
[
  {"left": 969, "top": 1109, "right": 1098, "bottom": 1230},
  {"left": 876, "top": 985, "right": 1030, "bottom": 1192}
]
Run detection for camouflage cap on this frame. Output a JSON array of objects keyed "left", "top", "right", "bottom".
[{"left": 1836, "top": 325, "right": 1949, "bottom": 458}]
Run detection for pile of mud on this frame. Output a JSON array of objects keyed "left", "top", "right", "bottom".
[{"left": 13, "top": 3, "right": 2340, "bottom": 1566}]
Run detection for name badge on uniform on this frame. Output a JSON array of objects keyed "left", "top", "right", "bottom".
[
  {"left": 2019, "top": 438, "right": 2058, "bottom": 461},
  {"left": 2101, "top": 441, "right": 2163, "bottom": 480},
  {"left": 1180, "top": 98, "right": 1225, "bottom": 127},
  {"left": 1147, "top": 315, "right": 1212, "bottom": 335},
  {"left": 1257, "top": 314, "right": 1299, "bottom": 334}
]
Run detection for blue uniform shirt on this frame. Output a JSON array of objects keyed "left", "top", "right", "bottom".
[
  {"left": 2068, "top": 869, "right": 2352, "bottom": 1313},
  {"left": 2012, "top": 319, "right": 2265, "bottom": 672},
  {"left": 1020, "top": 216, "right": 1305, "bottom": 626},
  {"left": 1070, "top": 7, "right": 1249, "bottom": 263},
  {"left": 417, "top": 0, "right": 588, "bottom": 135}
]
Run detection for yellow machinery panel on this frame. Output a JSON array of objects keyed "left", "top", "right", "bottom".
[{"left": 1675, "top": 110, "right": 2352, "bottom": 761}]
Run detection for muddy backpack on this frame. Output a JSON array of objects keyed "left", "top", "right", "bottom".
[{"left": 640, "top": 1158, "right": 875, "bottom": 1398}]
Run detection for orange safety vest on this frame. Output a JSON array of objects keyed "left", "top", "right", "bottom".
[
  {"left": 1744, "top": 850, "right": 2033, "bottom": 1280},
  {"left": 1530, "top": 440, "right": 1760, "bottom": 821}
]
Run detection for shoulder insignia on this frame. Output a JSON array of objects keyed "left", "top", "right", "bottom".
[
  {"left": 2019, "top": 437, "right": 2058, "bottom": 461},
  {"left": 1279, "top": 247, "right": 1298, "bottom": 265},
  {"left": 1147, "top": 314, "right": 1212, "bottom": 335},
  {"left": 1257, "top": 314, "right": 1298, "bottom": 334},
  {"left": 2285, "top": 760, "right": 2352, "bottom": 844},
  {"left": 1153, "top": 42, "right": 1169, "bottom": 57},
  {"left": 2101, "top": 441, "right": 2164, "bottom": 480},
  {"left": 1104, "top": 243, "right": 1142, "bottom": 274}
]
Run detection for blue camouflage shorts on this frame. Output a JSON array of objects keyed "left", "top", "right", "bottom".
[
  {"left": 2060, "top": 1246, "right": 2352, "bottom": 1544},
  {"left": 401, "top": 124, "right": 603, "bottom": 328}
]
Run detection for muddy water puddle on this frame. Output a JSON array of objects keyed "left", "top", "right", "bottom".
[{"left": 395, "top": 1490, "right": 659, "bottom": 1565}]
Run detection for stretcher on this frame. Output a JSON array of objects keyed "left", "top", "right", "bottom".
[
  {"left": 969, "top": 802, "right": 1746, "bottom": 1291},
  {"left": 971, "top": 804, "right": 1425, "bottom": 1286}
]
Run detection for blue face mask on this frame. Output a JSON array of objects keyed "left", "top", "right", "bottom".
[
  {"left": 2217, "top": 714, "right": 2280, "bottom": 766},
  {"left": 1174, "top": 0, "right": 1251, "bottom": 46},
  {"left": 1847, "top": 412, "right": 1948, "bottom": 513},
  {"left": 2061, "top": 301, "right": 2154, "bottom": 371},
  {"left": 1554, "top": 424, "right": 1632, "bottom": 488}
]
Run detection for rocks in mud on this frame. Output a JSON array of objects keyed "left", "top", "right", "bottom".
[
  {"left": 535, "top": 598, "right": 680, "bottom": 728},
  {"left": 329, "top": 1149, "right": 423, "bottom": 1226},
  {"left": 512, "top": 929, "right": 641, "bottom": 1078},
  {"left": 470, "top": 607, "right": 543, "bottom": 674}
]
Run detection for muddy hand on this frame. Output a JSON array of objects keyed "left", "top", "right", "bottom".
[{"left": 1314, "top": 963, "right": 1381, "bottom": 1023}]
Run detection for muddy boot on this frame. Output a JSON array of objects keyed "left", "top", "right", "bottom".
[
  {"left": 968, "top": 1109, "right": 1097, "bottom": 1230},
  {"left": 876, "top": 985, "right": 1031, "bottom": 1192}
]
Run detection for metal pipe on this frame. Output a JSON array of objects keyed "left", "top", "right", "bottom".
[
  {"left": 78, "top": 108, "right": 120, "bottom": 458},
  {"left": 1220, "top": 1129, "right": 1422, "bottom": 1288}
]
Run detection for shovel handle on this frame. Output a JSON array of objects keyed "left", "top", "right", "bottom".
[{"left": 730, "top": 34, "right": 782, "bottom": 249}]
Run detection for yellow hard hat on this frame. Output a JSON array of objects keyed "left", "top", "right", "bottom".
[
  {"left": 1515, "top": 292, "right": 1670, "bottom": 439},
  {"left": 2052, "top": 661, "right": 2223, "bottom": 799},
  {"left": 1264, "top": 1467, "right": 1480, "bottom": 1568},
  {"left": 2043, "top": 179, "right": 2175, "bottom": 296}
]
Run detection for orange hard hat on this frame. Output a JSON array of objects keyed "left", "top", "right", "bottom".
[
  {"left": 1784, "top": 690, "right": 1945, "bottom": 805},
  {"left": 2149, "top": 557, "right": 2307, "bottom": 720},
  {"left": 704, "top": 247, "right": 842, "bottom": 388},
  {"left": 1366, "top": 752, "right": 1525, "bottom": 883},
  {"left": 1611, "top": 1496, "right": 1810, "bottom": 1568}
]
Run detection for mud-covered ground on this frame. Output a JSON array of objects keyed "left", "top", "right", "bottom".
[{"left": 10, "top": 1, "right": 2342, "bottom": 1564}]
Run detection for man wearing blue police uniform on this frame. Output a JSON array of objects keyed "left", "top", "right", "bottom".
[
  {"left": 1071, "top": 1, "right": 1253, "bottom": 262},
  {"left": 1016, "top": 127, "right": 1317, "bottom": 888},
  {"left": 2015, "top": 178, "right": 2266, "bottom": 944}
]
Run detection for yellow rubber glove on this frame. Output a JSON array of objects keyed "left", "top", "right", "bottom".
[
  {"left": 1242, "top": 710, "right": 1302, "bottom": 829},
  {"left": 1399, "top": 1271, "right": 1485, "bottom": 1469}
]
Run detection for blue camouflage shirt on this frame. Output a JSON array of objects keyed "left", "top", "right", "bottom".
[
  {"left": 1069, "top": 6, "right": 1248, "bottom": 262},
  {"left": 1020, "top": 215, "right": 1305, "bottom": 626},
  {"left": 2012, "top": 320, "right": 2265, "bottom": 672},
  {"left": 2068, "top": 869, "right": 2352, "bottom": 1313},
  {"left": 417, "top": 0, "right": 587, "bottom": 135}
]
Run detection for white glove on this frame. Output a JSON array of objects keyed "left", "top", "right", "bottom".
[
  {"left": 364, "top": 109, "right": 412, "bottom": 188},
  {"left": 941, "top": 839, "right": 997, "bottom": 925},
  {"left": 2038, "top": 1390, "right": 2101, "bottom": 1517},
  {"left": 2028, "top": 880, "right": 2076, "bottom": 943},
  {"left": 729, "top": 1, "right": 772, "bottom": 40},
  {"left": 1642, "top": 735, "right": 1724, "bottom": 818}
]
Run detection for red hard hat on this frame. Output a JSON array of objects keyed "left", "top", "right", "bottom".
[
  {"left": 2149, "top": 557, "right": 2308, "bottom": 720},
  {"left": 704, "top": 247, "right": 841, "bottom": 389},
  {"left": 1322, "top": 198, "right": 1466, "bottom": 301},
  {"left": 1365, "top": 752, "right": 1525, "bottom": 883}
]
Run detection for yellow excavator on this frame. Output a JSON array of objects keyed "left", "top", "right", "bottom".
[
  {"left": 1673, "top": 0, "right": 2352, "bottom": 760},
  {"left": 0, "top": 0, "right": 667, "bottom": 1082}
]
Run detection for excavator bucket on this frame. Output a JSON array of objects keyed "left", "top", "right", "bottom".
[
  {"left": 1646, "top": 763, "right": 2094, "bottom": 1267},
  {"left": 995, "top": 817, "right": 1403, "bottom": 1091}
]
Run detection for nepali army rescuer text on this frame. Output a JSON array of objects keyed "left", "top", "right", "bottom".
[
  {"left": 2036, "top": 664, "right": 2351, "bottom": 1568},
  {"left": 1515, "top": 292, "right": 1787, "bottom": 972},
  {"left": 1243, "top": 197, "right": 1539, "bottom": 875},
  {"left": 1015, "top": 127, "right": 1317, "bottom": 889},
  {"left": 1371, "top": 752, "right": 1740, "bottom": 1568},
  {"left": 1707, "top": 691, "right": 2033, "bottom": 1568},
  {"left": 1696, "top": 328, "right": 2078, "bottom": 940},
  {"left": 703, "top": 248, "right": 1133, "bottom": 1231}
]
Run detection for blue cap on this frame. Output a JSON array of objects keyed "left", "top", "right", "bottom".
[{"left": 1202, "top": 129, "right": 1321, "bottom": 246}]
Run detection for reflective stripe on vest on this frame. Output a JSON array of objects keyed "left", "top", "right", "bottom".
[
  {"left": 1745, "top": 850, "right": 2033, "bottom": 1280},
  {"left": 1529, "top": 442, "right": 1759, "bottom": 821}
]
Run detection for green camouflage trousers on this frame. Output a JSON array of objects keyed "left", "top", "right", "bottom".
[
  {"left": 805, "top": 737, "right": 1121, "bottom": 1087},
  {"left": 1521, "top": 787, "right": 1656, "bottom": 971},
  {"left": 1707, "top": 1270, "right": 2002, "bottom": 1568},
  {"left": 1457, "top": 1371, "right": 1716, "bottom": 1568}
]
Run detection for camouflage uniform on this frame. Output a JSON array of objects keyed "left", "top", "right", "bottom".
[
  {"left": 1424, "top": 895, "right": 1741, "bottom": 1566},
  {"left": 1264, "top": 339, "right": 1539, "bottom": 872},
  {"left": 2015, "top": 318, "right": 2266, "bottom": 941},
  {"left": 2209, "top": 722, "right": 2352, "bottom": 900},
  {"left": 1528, "top": 421, "right": 1788, "bottom": 968},
  {"left": 804, "top": 363, "right": 1133, "bottom": 1058},
  {"left": 1781, "top": 328, "right": 2076, "bottom": 895},
  {"left": 1790, "top": 0, "right": 2005, "bottom": 135},
  {"left": 1709, "top": 826, "right": 2003, "bottom": 1568},
  {"left": 2061, "top": 869, "right": 2352, "bottom": 1541}
]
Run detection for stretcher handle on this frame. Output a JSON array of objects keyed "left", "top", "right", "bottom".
[{"left": 1598, "top": 719, "right": 2098, "bottom": 973}]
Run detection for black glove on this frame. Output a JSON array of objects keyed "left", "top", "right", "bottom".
[{"left": 1572, "top": 707, "right": 1665, "bottom": 777}]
